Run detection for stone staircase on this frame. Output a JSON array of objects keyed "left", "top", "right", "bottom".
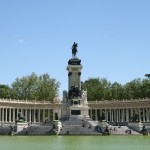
[
  {"left": 59, "top": 117, "right": 102, "bottom": 135},
  {"left": 16, "top": 122, "right": 53, "bottom": 135}
]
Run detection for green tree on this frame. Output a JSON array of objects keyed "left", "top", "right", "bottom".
[
  {"left": 110, "top": 82, "right": 124, "bottom": 100},
  {"left": 124, "top": 78, "right": 142, "bottom": 99},
  {"left": 37, "top": 74, "right": 60, "bottom": 100},
  {"left": 0, "top": 84, "right": 12, "bottom": 99},
  {"left": 11, "top": 73, "right": 60, "bottom": 101},
  {"left": 141, "top": 78, "right": 150, "bottom": 98},
  {"left": 82, "top": 78, "right": 111, "bottom": 101}
]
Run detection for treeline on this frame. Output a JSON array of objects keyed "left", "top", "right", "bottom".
[
  {"left": 82, "top": 78, "right": 150, "bottom": 101},
  {"left": 0, "top": 73, "right": 60, "bottom": 101},
  {"left": 1, "top": 73, "right": 150, "bottom": 101}
]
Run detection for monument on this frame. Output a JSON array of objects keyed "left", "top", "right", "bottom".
[
  {"left": 15, "top": 112, "right": 28, "bottom": 133},
  {"left": 61, "top": 42, "right": 89, "bottom": 119}
]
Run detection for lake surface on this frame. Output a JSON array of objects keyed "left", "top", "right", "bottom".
[{"left": 0, "top": 135, "right": 150, "bottom": 150}]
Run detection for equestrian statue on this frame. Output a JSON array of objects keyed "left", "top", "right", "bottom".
[{"left": 72, "top": 42, "right": 78, "bottom": 58}]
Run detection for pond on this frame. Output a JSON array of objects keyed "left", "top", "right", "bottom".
[{"left": 0, "top": 135, "right": 150, "bottom": 150}]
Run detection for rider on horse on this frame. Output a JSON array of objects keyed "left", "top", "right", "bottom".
[{"left": 72, "top": 42, "right": 78, "bottom": 58}]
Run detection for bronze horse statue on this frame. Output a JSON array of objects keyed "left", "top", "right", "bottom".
[{"left": 72, "top": 42, "right": 78, "bottom": 58}]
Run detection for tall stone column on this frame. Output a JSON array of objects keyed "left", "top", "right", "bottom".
[
  {"left": 138, "top": 108, "right": 141, "bottom": 122},
  {"left": 116, "top": 109, "right": 118, "bottom": 122},
  {"left": 100, "top": 109, "right": 102, "bottom": 121},
  {"left": 109, "top": 109, "right": 112, "bottom": 122},
  {"left": 43, "top": 109, "right": 45, "bottom": 123},
  {"left": 121, "top": 109, "right": 124, "bottom": 122},
  {"left": 114, "top": 109, "right": 116, "bottom": 122},
  {"left": 2, "top": 108, "right": 4, "bottom": 122},
  {"left": 118, "top": 109, "right": 120, "bottom": 122},
  {"left": 104, "top": 109, "right": 106, "bottom": 121},
  {"left": 29, "top": 109, "right": 31, "bottom": 123},
  {"left": 9, "top": 108, "right": 11, "bottom": 122},
  {"left": 33, "top": 109, "right": 35, "bottom": 122},
  {"left": 111, "top": 109, "right": 114, "bottom": 122},
  {"left": 48, "top": 109, "right": 50, "bottom": 122},
  {"left": 143, "top": 108, "right": 145, "bottom": 122},
  {"left": 5, "top": 108, "right": 7, "bottom": 122},
  {"left": 146, "top": 108, "right": 149, "bottom": 122},
  {"left": 95, "top": 109, "right": 98, "bottom": 121},
  {"left": 13, "top": 108, "right": 15, "bottom": 122},
  {"left": 126, "top": 109, "right": 129, "bottom": 122},
  {"left": 16, "top": 108, "right": 19, "bottom": 121}
]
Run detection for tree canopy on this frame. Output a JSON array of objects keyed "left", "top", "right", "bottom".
[
  {"left": 0, "top": 73, "right": 60, "bottom": 101},
  {"left": 82, "top": 77, "right": 150, "bottom": 101},
  {"left": 0, "top": 73, "right": 150, "bottom": 101}
]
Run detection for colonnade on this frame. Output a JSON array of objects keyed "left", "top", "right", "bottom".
[
  {"left": 89, "top": 108, "right": 150, "bottom": 122},
  {"left": 0, "top": 107, "right": 54, "bottom": 123}
]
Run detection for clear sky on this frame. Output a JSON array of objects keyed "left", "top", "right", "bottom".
[{"left": 0, "top": 0, "right": 150, "bottom": 98}]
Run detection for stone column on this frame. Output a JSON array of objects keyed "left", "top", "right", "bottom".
[
  {"left": 143, "top": 108, "right": 145, "bottom": 122},
  {"left": 111, "top": 109, "right": 114, "bottom": 122},
  {"left": 113, "top": 109, "right": 116, "bottom": 122},
  {"left": 116, "top": 109, "right": 119, "bottom": 122},
  {"left": 118, "top": 109, "right": 120, "bottom": 122},
  {"left": 95, "top": 109, "right": 98, "bottom": 121},
  {"left": 48, "top": 109, "right": 50, "bottom": 122},
  {"left": 138, "top": 108, "right": 141, "bottom": 122},
  {"left": 43, "top": 109, "right": 45, "bottom": 123},
  {"left": 2, "top": 108, "right": 4, "bottom": 122},
  {"left": 9, "top": 108, "right": 11, "bottom": 122},
  {"left": 16, "top": 108, "right": 19, "bottom": 121},
  {"left": 126, "top": 109, "right": 129, "bottom": 122},
  {"left": 104, "top": 109, "right": 106, "bottom": 121},
  {"left": 13, "top": 108, "right": 15, "bottom": 123},
  {"left": 5, "top": 108, "right": 7, "bottom": 122},
  {"left": 121, "top": 109, "right": 124, "bottom": 122},
  {"left": 29, "top": 109, "right": 31, "bottom": 123},
  {"left": 34, "top": 109, "right": 36, "bottom": 123},
  {"left": 99, "top": 109, "right": 102, "bottom": 121},
  {"left": 109, "top": 109, "right": 112, "bottom": 122},
  {"left": 146, "top": 108, "right": 149, "bottom": 122}
]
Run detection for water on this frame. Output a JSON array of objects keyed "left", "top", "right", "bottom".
[{"left": 0, "top": 136, "right": 150, "bottom": 150}]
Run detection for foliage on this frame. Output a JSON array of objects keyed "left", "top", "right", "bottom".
[
  {"left": 82, "top": 78, "right": 111, "bottom": 100},
  {"left": 82, "top": 77, "right": 150, "bottom": 101},
  {"left": 1, "top": 73, "right": 150, "bottom": 101},
  {"left": 0, "top": 84, "right": 12, "bottom": 99},
  {"left": 0, "top": 73, "right": 60, "bottom": 101}
]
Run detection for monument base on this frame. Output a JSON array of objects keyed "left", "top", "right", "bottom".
[
  {"left": 69, "top": 99, "right": 90, "bottom": 119},
  {"left": 15, "top": 122, "right": 28, "bottom": 133}
]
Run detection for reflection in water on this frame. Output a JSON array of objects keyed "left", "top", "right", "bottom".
[{"left": 0, "top": 136, "right": 150, "bottom": 150}]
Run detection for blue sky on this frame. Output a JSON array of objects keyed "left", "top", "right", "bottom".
[{"left": 0, "top": 0, "right": 150, "bottom": 97}]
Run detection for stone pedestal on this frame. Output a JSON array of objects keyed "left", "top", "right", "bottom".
[
  {"left": 15, "top": 122, "right": 28, "bottom": 133},
  {"left": 69, "top": 98, "right": 89, "bottom": 119}
]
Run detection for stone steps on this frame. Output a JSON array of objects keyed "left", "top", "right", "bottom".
[{"left": 59, "top": 117, "right": 101, "bottom": 135}]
